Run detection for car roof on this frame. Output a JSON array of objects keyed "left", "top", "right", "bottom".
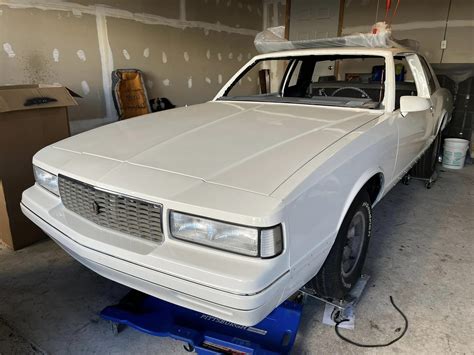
[{"left": 253, "top": 47, "right": 415, "bottom": 60}]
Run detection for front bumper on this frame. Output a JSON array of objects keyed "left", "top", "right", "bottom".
[{"left": 21, "top": 185, "right": 290, "bottom": 326}]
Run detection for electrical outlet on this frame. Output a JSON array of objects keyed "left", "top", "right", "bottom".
[{"left": 441, "top": 40, "right": 447, "bottom": 49}]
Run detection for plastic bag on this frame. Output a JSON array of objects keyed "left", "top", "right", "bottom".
[{"left": 254, "top": 24, "right": 419, "bottom": 53}]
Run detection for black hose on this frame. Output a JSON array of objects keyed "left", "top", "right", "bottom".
[{"left": 335, "top": 296, "right": 408, "bottom": 348}]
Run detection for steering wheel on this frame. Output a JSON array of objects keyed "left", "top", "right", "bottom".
[{"left": 331, "top": 87, "right": 371, "bottom": 100}]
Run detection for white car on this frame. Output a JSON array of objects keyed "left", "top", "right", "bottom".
[{"left": 22, "top": 47, "right": 452, "bottom": 326}]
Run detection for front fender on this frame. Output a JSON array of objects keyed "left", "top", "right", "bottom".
[
  {"left": 279, "top": 113, "right": 397, "bottom": 296},
  {"left": 335, "top": 168, "right": 384, "bottom": 233}
]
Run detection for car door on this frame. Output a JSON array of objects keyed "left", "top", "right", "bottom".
[
  {"left": 394, "top": 54, "right": 435, "bottom": 175},
  {"left": 419, "top": 55, "right": 447, "bottom": 133}
]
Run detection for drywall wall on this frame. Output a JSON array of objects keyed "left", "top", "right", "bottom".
[
  {"left": 0, "top": 6, "right": 106, "bottom": 120},
  {"left": 341, "top": 0, "right": 474, "bottom": 64},
  {"left": 287, "top": 0, "right": 473, "bottom": 64},
  {"left": 107, "top": 17, "right": 258, "bottom": 107},
  {"left": 443, "top": 0, "right": 474, "bottom": 63},
  {"left": 262, "top": 0, "right": 286, "bottom": 30},
  {"left": 289, "top": 0, "right": 340, "bottom": 40},
  {"left": 0, "top": 0, "right": 263, "bottom": 132}
]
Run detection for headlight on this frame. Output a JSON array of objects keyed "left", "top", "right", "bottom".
[
  {"left": 33, "top": 165, "right": 59, "bottom": 196},
  {"left": 170, "top": 211, "right": 283, "bottom": 258}
]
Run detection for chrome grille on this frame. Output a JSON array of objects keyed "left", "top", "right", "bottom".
[{"left": 58, "top": 175, "right": 163, "bottom": 243}]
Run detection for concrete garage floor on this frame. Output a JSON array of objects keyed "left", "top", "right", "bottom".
[{"left": 0, "top": 165, "right": 473, "bottom": 354}]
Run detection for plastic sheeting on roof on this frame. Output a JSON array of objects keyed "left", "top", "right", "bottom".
[{"left": 254, "top": 25, "right": 419, "bottom": 54}]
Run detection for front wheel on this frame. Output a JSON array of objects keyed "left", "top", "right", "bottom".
[{"left": 308, "top": 190, "right": 372, "bottom": 300}]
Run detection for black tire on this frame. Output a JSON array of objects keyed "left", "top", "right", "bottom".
[
  {"left": 411, "top": 130, "right": 442, "bottom": 179},
  {"left": 309, "top": 190, "right": 372, "bottom": 300}
]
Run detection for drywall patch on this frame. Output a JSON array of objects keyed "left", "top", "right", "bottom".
[
  {"left": 72, "top": 8, "right": 82, "bottom": 17},
  {"left": 0, "top": 1, "right": 259, "bottom": 37},
  {"left": 162, "top": 51, "right": 167, "bottom": 64},
  {"left": 247, "top": 76, "right": 252, "bottom": 82},
  {"left": 143, "top": 47, "right": 150, "bottom": 58},
  {"left": 205, "top": 77, "right": 211, "bottom": 84},
  {"left": 163, "top": 79, "right": 170, "bottom": 86},
  {"left": 228, "top": 52, "right": 233, "bottom": 60},
  {"left": 217, "top": 52, "right": 222, "bottom": 61},
  {"left": 147, "top": 80, "right": 154, "bottom": 88},
  {"left": 184, "top": 51, "right": 190, "bottom": 62},
  {"left": 76, "top": 49, "right": 86, "bottom": 61},
  {"left": 179, "top": 0, "right": 186, "bottom": 21},
  {"left": 218, "top": 74, "right": 223, "bottom": 84},
  {"left": 122, "top": 49, "right": 130, "bottom": 60},
  {"left": 237, "top": 53, "right": 243, "bottom": 62},
  {"left": 81, "top": 80, "right": 90, "bottom": 95},
  {"left": 52, "top": 48, "right": 59, "bottom": 62},
  {"left": 96, "top": 10, "right": 116, "bottom": 119},
  {"left": 188, "top": 77, "right": 193, "bottom": 89},
  {"left": 3, "top": 43, "right": 15, "bottom": 58},
  {"left": 206, "top": 49, "right": 211, "bottom": 60},
  {"left": 22, "top": 50, "right": 56, "bottom": 83}
]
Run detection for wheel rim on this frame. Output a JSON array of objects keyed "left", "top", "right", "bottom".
[{"left": 341, "top": 210, "right": 366, "bottom": 278}]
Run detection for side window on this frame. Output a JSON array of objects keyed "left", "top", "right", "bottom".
[
  {"left": 288, "top": 60, "right": 303, "bottom": 87},
  {"left": 285, "top": 59, "right": 311, "bottom": 98},
  {"left": 393, "top": 56, "right": 417, "bottom": 109},
  {"left": 418, "top": 56, "right": 436, "bottom": 94}
]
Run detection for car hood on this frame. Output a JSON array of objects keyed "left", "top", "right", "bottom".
[{"left": 50, "top": 101, "right": 381, "bottom": 196}]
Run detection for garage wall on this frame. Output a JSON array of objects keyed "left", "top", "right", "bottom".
[
  {"left": 442, "top": 0, "right": 474, "bottom": 63},
  {"left": 0, "top": 0, "right": 263, "bottom": 132},
  {"left": 341, "top": 0, "right": 474, "bottom": 64},
  {"left": 262, "top": 0, "right": 286, "bottom": 29},
  {"left": 0, "top": 7, "right": 106, "bottom": 123},
  {"left": 289, "top": 0, "right": 340, "bottom": 40}
]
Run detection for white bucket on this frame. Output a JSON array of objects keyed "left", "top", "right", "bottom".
[{"left": 442, "top": 138, "right": 469, "bottom": 170}]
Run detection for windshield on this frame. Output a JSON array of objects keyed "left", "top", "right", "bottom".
[{"left": 218, "top": 55, "right": 388, "bottom": 109}]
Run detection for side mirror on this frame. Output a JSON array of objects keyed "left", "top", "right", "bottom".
[{"left": 400, "top": 96, "right": 431, "bottom": 116}]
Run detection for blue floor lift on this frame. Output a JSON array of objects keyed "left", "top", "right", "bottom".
[{"left": 100, "top": 276, "right": 369, "bottom": 354}]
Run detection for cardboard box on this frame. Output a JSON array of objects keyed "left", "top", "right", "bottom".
[{"left": 0, "top": 84, "right": 78, "bottom": 250}]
